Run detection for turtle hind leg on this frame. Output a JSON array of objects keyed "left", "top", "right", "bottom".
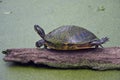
[
  {"left": 91, "top": 37, "right": 109, "bottom": 49},
  {"left": 95, "top": 45, "right": 98, "bottom": 48},
  {"left": 99, "top": 44, "right": 104, "bottom": 48},
  {"left": 95, "top": 44, "right": 104, "bottom": 49}
]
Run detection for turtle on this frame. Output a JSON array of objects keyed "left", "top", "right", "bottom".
[{"left": 34, "top": 25, "right": 109, "bottom": 50}]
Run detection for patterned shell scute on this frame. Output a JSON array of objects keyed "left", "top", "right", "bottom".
[{"left": 45, "top": 25, "right": 98, "bottom": 44}]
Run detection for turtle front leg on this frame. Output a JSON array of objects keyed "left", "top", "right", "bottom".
[
  {"left": 44, "top": 44, "right": 47, "bottom": 49},
  {"left": 35, "top": 39, "right": 45, "bottom": 48}
]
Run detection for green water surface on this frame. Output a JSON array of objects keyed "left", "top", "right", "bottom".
[{"left": 0, "top": 0, "right": 120, "bottom": 80}]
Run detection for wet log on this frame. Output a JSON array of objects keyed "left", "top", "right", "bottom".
[{"left": 2, "top": 47, "right": 120, "bottom": 70}]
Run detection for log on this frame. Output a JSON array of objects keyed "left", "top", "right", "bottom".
[{"left": 2, "top": 47, "right": 120, "bottom": 70}]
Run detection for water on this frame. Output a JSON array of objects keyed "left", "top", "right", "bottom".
[{"left": 0, "top": 0, "right": 120, "bottom": 80}]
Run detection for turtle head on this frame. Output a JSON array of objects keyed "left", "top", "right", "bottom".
[
  {"left": 34, "top": 25, "right": 47, "bottom": 48},
  {"left": 91, "top": 37, "right": 109, "bottom": 48},
  {"left": 34, "top": 25, "right": 45, "bottom": 39}
]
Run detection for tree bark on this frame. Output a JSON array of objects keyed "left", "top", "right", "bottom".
[{"left": 2, "top": 47, "right": 120, "bottom": 70}]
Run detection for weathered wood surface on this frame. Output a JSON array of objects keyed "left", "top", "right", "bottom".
[{"left": 2, "top": 47, "right": 120, "bottom": 70}]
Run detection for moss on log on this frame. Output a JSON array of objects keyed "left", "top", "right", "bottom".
[{"left": 2, "top": 47, "right": 120, "bottom": 70}]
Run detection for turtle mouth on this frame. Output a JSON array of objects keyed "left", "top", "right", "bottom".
[{"left": 34, "top": 25, "right": 38, "bottom": 31}]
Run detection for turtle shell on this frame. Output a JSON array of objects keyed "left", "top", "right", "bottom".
[{"left": 44, "top": 25, "right": 99, "bottom": 50}]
